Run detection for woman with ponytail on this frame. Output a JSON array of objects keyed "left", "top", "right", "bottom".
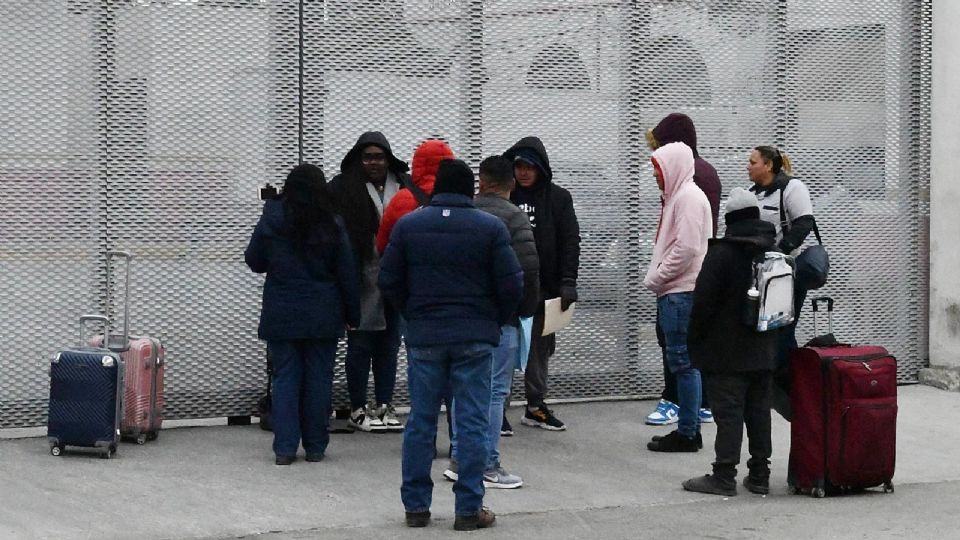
[
  {"left": 746, "top": 146, "right": 818, "bottom": 420},
  {"left": 245, "top": 163, "right": 361, "bottom": 465}
]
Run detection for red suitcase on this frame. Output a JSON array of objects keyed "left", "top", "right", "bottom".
[
  {"left": 789, "top": 297, "right": 897, "bottom": 497},
  {"left": 92, "top": 251, "right": 166, "bottom": 444}
]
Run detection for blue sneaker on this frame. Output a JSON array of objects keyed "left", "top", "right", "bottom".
[
  {"left": 699, "top": 408, "right": 714, "bottom": 423},
  {"left": 645, "top": 399, "right": 679, "bottom": 425}
]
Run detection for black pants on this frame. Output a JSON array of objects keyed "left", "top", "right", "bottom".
[
  {"left": 704, "top": 371, "right": 773, "bottom": 483},
  {"left": 524, "top": 309, "right": 555, "bottom": 408}
]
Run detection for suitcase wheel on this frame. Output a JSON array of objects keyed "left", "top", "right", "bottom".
[
  {"left": 883, "top": 481, "right": 894, "bottom": 494},
  {"left": 810, "top": 487, "right": 826, "bottom": 498},
  {"left": 136, "top": 433, "right": 147, "bottom": 445},
  {"left": 100, "top": 444, "right": 117, "bottom": 459},
  {"left": 147, "top": 431, "right": 158, "bottom": 442},
  {"left": 50, "top": 445, "right": 63, "bottom": 457}
]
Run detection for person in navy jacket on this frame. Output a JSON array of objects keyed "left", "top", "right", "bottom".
[
  {"left": 245, "top": 163, "right": 361, "bottom": 466},
  {"left": 379, "top": 159, "right": 522, "bottom": 531}
]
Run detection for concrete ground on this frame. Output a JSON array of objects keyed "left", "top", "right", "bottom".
[{"left": 1, "top": 384, "right": 957, "bottom": 540}]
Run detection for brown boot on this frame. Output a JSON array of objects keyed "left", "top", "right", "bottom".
[{"left": 454, "top": 507, "right": 496, "bottom": 531}]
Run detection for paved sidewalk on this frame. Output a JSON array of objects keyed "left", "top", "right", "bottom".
[{"left": 1, "top": 385, "right": 957, "bottom": 539}]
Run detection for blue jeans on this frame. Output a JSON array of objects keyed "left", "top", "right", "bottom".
[
  {"left": 657, "top": 292, "right": 701, "bottom": 438},
  {"left": 401, "top": 341, "right": 493, "bottom": 516},
  {"left": 450, "top": 325, "right": 518, "bottom": 469},
  {"left": 268, "top": 339, "right": 337, "bottom": 458},
  {"left": 344, "top": 306, "right": 401, "bottom": 409}
]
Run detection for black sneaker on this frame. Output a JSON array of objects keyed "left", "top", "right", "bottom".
[
  {"left": 501, "top": 414, "right": 514, "bottom": 437},
  {"left": 682, "top": 474, "right": 737, "bottom": 496},
  {"left": 646, "top": 430, "right": 699, "bottom": 452},
  {"left": 453, "top": 507, "right": 496, "bottom": 531},
  {"left": 743, "top": 475, "right": 770, "bottom": 495},
  {"left": 651, "top": 431, "right": 703, "bottom": 449},
  {"left": 405, "top": 511, "right": 431, "bottom": 528},
  {"left": 521, "top": 405, "right": 566, "bottom": 431},
  {"left": 275, "top": 455, "right": 295, "bottom": 466}
]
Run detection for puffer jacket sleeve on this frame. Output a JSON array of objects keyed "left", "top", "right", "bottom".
[
  {"left": 377, "top": 221, "right": 408, "bottom": 311},
  {"left": 244, "top": 212, "right": 269, "bottom": 274},
  {"left": 555, "top": 188, "right": 581, "bottom": 293},
  {"left": 490, "top": 222, "right": 523, "bottom": 326},
  {"left": 510, "top": 211, "right": 541, "bottom": 318},
  {"left": 376, "top": 190, "right": 415, "bottom": 254},
  {"left": 333, "top": 222, "right": 362, "bottom": 328}
]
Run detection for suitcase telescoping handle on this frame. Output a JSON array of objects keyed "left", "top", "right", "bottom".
[
  {"left": 79, "top": 314, "right": 110, "bottom": 348},
  {"left": 811, "top": 296, "right": 834, "bottom": 336},
  {"left": 105, "top": 251, "right": 132, "bottom": 352}
]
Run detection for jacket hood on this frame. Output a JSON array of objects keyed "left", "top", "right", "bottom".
[
  {"left": 339, "top": 131, "right": 409, "bottom": 174},
  {"left": 714, "top": 218, "right": 777, "bottom": 251},
  {"left": 651, "top": 113, "right": 699, "bottom": 158},
  {"left": 503, "top": 136, "right": 553, "bottom": 184},
  {"left": 411, "top": 139, "right": 455, "bottom": 192},
  {"left": 652, "top": 142, "right": 695, "bottom": 202}
]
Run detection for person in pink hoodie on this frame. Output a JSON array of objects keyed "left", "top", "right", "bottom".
[{"left": 644, "top": 142, "right": 712, "bottom": 453}]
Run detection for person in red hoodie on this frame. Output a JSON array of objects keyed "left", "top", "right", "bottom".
[{"left": 376, "top": 139, "right": 455, "bottom": 254}]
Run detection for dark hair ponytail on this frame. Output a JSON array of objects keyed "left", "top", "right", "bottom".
[
  {"left": 282, "top": 163, "right": 339, "bottom": 252},
  {"left": 754, "top": 146, "right": 793, "bottom": 175}
]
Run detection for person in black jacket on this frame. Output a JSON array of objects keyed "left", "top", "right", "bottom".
[
  {"left": 681, "top": 188, "right": 779, "bottom": 496},
  {"left": 463, "top": 154, "right": 540, "bottom": 488},
  {"left": 379, "top": 159, "right": 522, "bottom": 530},
  {"left": 327, "top": 132, "right": 412, "bottom": 433},
  {"left": 505, "top": 136, "right": 580, "bottom": 431},
  {"left": 245, "top": 164, "right": 361, "bottom": 466}
]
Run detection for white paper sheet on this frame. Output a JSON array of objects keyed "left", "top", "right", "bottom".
[{"left": 542, "top": 297, "right": 576, "bottom": 336}]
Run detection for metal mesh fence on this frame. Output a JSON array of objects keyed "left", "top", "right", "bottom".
[{"left": 0, "top": 0, "right": 931, "bottom": 428}]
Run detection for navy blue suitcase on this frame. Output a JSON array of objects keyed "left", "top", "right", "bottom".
[{"left": 47, "top": 315, "right": 124, "bottom": 459}]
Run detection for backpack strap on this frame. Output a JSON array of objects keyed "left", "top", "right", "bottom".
[
  {"left": 404, "top": 179, "right": 431, "bottom": 207},
  {"left": 779, "top": 178, "right": 823, "bottom": 246}
]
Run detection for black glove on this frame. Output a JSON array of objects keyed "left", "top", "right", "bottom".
[{"left": 560, "top": 286, "right": 578, "bottom": 311}]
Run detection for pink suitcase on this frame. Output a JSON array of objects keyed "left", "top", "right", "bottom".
[{"left": 92, "top": 251, "right": 165, "bottom": 444}]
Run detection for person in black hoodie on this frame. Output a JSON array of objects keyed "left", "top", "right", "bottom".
[
  {"left": 644, "top": 113, "right": 721, "bottom": 427},
  {"left": 327, "top": 132, "right": 412, "bottom": 432},
  {"left": 681, "top": 188, "right": 779, "bottom": 496},
  {"left": 504, "top": 136, "right": 580, "bottom": 431}
]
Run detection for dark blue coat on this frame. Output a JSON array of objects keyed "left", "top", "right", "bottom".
[
  {"left": 245, "top": 199, "right": 361, "bottom": 341},
  {"left": 378, "top": 193, "right": 523, "bottom": 347}
]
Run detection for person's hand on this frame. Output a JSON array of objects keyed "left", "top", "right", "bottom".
[{"left": 560, "top": 286, "right": 578, "bottom": 311}]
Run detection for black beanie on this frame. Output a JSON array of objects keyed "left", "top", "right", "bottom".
[{"left": 433, "top": 159, "right": 475, "bottom": 197}]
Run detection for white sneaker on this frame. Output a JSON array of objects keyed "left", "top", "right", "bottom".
[
  {"left": 483, "top": 466, "right": 523, "bottom": 489},
  {"left": 348, "top": 405, "right": 387, "bottom": 433},
  {"left": 443, "top": 460, "right": 459, "bottom": 482},
  {"left": 645, "top": 399, "right": 679, "bottom": 426},
  {"left": 375, "top": 403, "right": 404, "bottom": 432}
]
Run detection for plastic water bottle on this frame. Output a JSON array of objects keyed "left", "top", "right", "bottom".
[{"left": 744, "top": 287, "right": 760, "bottom": 329}]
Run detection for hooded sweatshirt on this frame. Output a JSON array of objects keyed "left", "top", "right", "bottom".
[
  {"left": 643, "top": 142, "right": 712, "bottom": 297},
  {"left": 504, "top": 136, "right": 580, "bottom": 300},
  {"left": 376, "top": 139, "right": 455, "bottom": 253},
  {"left": 650, "top": 113, "right": 721, "bottom": 236}
]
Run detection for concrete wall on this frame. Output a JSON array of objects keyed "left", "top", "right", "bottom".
[{"left": 921, "top": 0, "right": 960, "bottom": 390}]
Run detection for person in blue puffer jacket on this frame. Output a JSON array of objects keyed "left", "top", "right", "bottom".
[{"left": 245, "top": 163, "right": 361, "bottom": 466}]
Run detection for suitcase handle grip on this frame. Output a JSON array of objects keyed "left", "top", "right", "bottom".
[
  {"left": 79, "top": 314, "right": 110, "bottom": 347},
  {"left": 811, "top": 296, "right": 834, "bottom": 313},
  {"left": 105, "top": 251, "right": 133, "bottom": 351}
]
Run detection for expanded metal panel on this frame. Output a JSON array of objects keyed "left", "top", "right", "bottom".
[{"left": 0, "top": 0, "right": 930, "bottom": 428}]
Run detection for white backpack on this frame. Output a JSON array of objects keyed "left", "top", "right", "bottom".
[{"left": 746, "top": 252, "right": 795, "bottom": 332}]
